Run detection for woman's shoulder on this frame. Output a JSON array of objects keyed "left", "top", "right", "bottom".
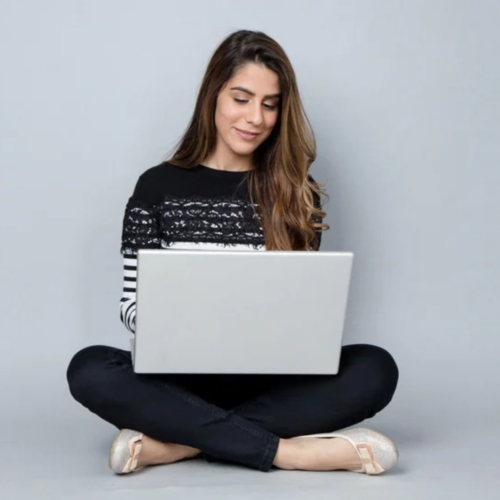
[
  {"left": 131, "top": 161, "right": 192, "bottom": 204},
  {"left": 135, "top": 161, "right": 189, "bottom": 185}
]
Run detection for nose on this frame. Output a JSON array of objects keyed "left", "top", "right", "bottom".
[{"left": 246, "top": 102, "right": 264, "bottom": 127}]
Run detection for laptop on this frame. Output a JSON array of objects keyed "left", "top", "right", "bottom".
[{"left": 131, "top": 249, "right": 353, "bottom": 375}]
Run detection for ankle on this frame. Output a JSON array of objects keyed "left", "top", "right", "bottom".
[
  {"left": 137, "top": 437, "right": 199, "bottom": 467},
  {"left": 154, "top": 442, "right": 201, "bottom": 464},
  {"left": 273, "top": 439, "right": 302, "bottom": 470},
  {"left": 170, "top": 443, "right": 201, "bottom": 460}
]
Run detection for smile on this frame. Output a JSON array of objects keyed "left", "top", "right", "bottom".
[{"left": 235, "top": 128, "right": 260, "bottom": 140}]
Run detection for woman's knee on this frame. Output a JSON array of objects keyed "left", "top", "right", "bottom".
[
  {"left": 342, "top": 343, "right": 399, "bottom": 397},
  {"left": 66, "top": 345, "right": 115, "bottom": 404}
]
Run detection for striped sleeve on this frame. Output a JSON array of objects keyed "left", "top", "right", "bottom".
[
  {"left": 119, "top": 178, "right": 162, "bottom": 333},
  {"left": 120, "top": 255, "right": 138, "bottom": 334}
]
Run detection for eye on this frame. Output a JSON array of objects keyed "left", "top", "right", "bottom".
[{"left": 234, "top": 98, "right": 278, "bottom": 110}]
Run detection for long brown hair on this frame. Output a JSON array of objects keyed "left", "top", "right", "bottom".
[{"left": 167, "top": 29, "right": 329, "bottom": 250}]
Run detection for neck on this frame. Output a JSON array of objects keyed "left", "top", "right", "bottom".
[{"left": 202, "top": 140, "right": 254, "bottom": 172}]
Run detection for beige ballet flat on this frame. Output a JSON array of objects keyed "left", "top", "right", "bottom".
[
  {"left": 295, "top": 427, "right": 399, "bottom": 475},
  {"left": 109, "top": 429, "right": 144, "bottom": 474}
]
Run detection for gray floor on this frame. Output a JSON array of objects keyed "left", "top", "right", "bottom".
[{"left": 2, "top": 357, "right": 498, "bottom": 499}]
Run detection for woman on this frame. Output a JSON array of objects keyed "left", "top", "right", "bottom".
[{"left": 67, "top": 29, "right": 399, "bottom": 476}]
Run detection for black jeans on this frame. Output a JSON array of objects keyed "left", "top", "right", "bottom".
[{"left": 66, "top": 343, "right": 398, "bottom": 472}]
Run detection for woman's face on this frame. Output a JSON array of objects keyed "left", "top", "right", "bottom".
[{"left": 214, "top": 63, "right": 281, "bottom": 160}]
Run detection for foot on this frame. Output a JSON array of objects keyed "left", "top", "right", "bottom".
[
  {"left": 276, "top": 436, "right": 363, "bottom": 471},
  {"left": 274, "top": 428, "right": 398, "bottom": 474},
  {"left": 135, "top": 435, "right": 201, "bottom": 469},
  {"left": 109, "top": 429, "right": 202, "bottom": 474}
]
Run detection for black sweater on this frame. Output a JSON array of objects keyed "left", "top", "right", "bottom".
[{"left": 120, "top": 162, "right": 323, "bottom": 333}]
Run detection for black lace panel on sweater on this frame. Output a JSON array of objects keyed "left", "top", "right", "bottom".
[{"left": 121, "top": 194, "right": 265, "bottom": 255}]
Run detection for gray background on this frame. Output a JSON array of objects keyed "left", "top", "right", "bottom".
[{"left": 1, "top": 0, "right": 498, "bottom": 498}]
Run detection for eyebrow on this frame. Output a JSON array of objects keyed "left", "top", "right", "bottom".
[{"left": 230, "top": 86, "right": 281, "bottom": 99}]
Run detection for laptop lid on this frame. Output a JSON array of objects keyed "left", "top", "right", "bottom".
[{"left": 133, "top": 250, "right": 353, "bottom": 375}]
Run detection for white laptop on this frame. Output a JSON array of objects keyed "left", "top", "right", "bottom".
[{"left": 131, "top": 249, "right": 353, "bottom": 375}]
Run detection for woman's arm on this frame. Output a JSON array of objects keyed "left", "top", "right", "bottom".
[
  {"left": 120, "top": 255, "right": 138, "bottom": 333},
  {"left": 119, "top": 171, "right": 162, "bottom": 333}
]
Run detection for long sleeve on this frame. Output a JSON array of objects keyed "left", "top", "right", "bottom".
[
  {"left": 121, "top": 197, "right": 162, "bottom": 256},
  {"left": 120, "top": 255, "right": 138, "bottom": 333},
  {"left": 119, "top": 173, "right": 162, "bottom": 333}
]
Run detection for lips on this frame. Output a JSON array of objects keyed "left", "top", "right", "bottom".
[{"left": 235, "top": 128, "right": 260, "bottom": 140}]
